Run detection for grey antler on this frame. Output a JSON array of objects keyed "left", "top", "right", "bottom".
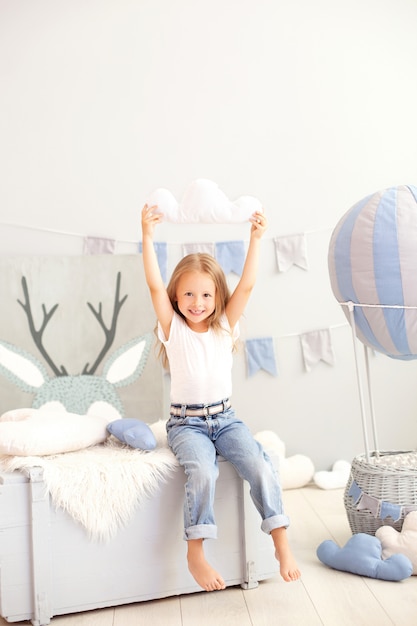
[
  {"left": 17, "top": 276, "right": 68, "bottom": 376},
  {"left": 82, "top": 272, "right": 128, "bottom": 375}
]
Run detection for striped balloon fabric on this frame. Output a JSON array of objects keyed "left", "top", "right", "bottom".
[{"left": 328, "top": 185, "right": 417, "bottom": 360}]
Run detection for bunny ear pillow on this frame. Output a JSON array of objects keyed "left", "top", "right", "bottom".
[{"left": 144, "top": 179, "right": 263, "bottom": 224}]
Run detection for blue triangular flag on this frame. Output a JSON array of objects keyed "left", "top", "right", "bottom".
[
  {"left": 138, "top": 241, "right": 168, "bottom": 283},
  {"left": 215, "top": 240, "right": 245, "bottom": 276},
  {"left": 245, "top": 337, "right": 278, "bottom": 377},
  {"left": 380, "top": 501, "right": 402, "bottom": 522},
  {"left": 348, "top": 480, "right": 362, "bottom": 504}
]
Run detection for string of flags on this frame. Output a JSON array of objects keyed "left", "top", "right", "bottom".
[
  {"left": 0, "top": 222, "right": 316, "bottom": 275},
  {"left": 139, "top": 234, "right": 307, "bottom": 279},
  {"left": 2, "top": 221, "right": 312, "bottom": 274},
  {"left": 348, "top": 480, "right": 417, "bottom": 523},
  {"left": 2, "top": 222, "right": 339, "bottom": 378}
]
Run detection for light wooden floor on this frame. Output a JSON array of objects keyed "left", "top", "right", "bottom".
[{"left": 3, "top": 486, "right": 417, "bottom": 626}]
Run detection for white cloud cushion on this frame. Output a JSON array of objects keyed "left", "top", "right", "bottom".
[
  {"left": 376, "top": 511, "right": 417, "bottom": 575},
  {"left": 144, "top": 178, "right": 263, "bottom": 223},
  {"left": 314, "top": 460, "right": 351, "bottom": 489},
  {"left": 0, "top": 408, "right": 109, "bottom": 456},
  {"left": 254, "top": 430, "right": 315, "bottom": 490}
]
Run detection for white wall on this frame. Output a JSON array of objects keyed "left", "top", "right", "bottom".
[{"left": 1, "top": 0, "right": 417, "bottom": 469}]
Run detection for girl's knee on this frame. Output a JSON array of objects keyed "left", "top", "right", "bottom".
[{"left": 184, "top": 459, "right": 219, "bottom": 482}]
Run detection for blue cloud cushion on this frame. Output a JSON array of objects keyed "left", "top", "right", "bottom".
[
  {"left": 317, "top": 533, "right": 413, "bottom": 581},
  {"left": 107, "top": 418, "right": 157, "bottom": 450}
]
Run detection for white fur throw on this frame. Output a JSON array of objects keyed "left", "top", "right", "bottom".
[{"left": 0, "top": 420, "right": 178, "bottom": 542}]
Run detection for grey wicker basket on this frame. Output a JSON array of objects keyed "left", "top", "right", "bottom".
[{"left": 344, "top": 450, "right": 417, "bottom": 535}]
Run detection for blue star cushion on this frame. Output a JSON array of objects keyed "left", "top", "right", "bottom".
[
  {"left": 107, "top": 418, "right": 157, "bottom": 450},
  {"left": 317, "top": 533, "right": 413, "bottom": 581}
]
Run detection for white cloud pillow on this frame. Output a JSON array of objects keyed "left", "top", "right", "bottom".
[
  {"left": 0, "top": 408, "right": 109, "bottom": 456},
  {"left": 144, "top": 178, "right": 263, "bottom": 223},
  {"left": 314, "top": 460, "right": 351, "bottom": 489},
  {"left": 254, "top": 430, "right": 315, "bottom": 490}
]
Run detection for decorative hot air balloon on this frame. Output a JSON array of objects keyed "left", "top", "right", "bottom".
[{"left": 328, "top": 185, "right": 417, "bottom": 360}]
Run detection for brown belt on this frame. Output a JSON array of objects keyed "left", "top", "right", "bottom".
[{"left": 170, "top": 399, "right": 231, "bottom": 417}]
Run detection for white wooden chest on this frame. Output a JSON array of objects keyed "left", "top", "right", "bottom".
[{"left": 0, "top": 458, "right": 278, "bottom": 625}]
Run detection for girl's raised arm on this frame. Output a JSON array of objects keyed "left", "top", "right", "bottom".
[
  {"left": 225, "top": 211, "right": 267, "bottom": 330},
  {"left": 141, "top": 204, "right": 173, "bottom": 339}
]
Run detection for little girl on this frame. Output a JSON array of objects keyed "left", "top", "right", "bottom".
[{"left": 141, "top": 203, "right": 300, "bottom": 592}]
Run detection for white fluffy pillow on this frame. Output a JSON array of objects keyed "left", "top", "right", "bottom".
[
  {"left": 0, "top": 408, "right": 110, "bottom": 456},
  {"left": 145, "top": 179, "right": 263, "bottom": 223},
  {"left": 314, "top": 460, "right": 351, "bottom": 489},
  {"left": 254, "top": 430, "right": 315, "bottom": 490}
]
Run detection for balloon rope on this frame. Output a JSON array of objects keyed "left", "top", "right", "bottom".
[
  {"left": 341, "top": 301, "right": 417, "bottom": 310},
  {"left": 364, "top": 345, "right": 380, "bottom": 459},
  {"left": 347, "top": 302, "right": 371, "bottom": 463}
]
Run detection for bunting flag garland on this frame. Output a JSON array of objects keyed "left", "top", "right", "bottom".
[
  {"left": 138, "top": 241, "right": 168, "bottom": 283},
  {"left": 274, "top": 234, "right": 308, "bottom": 272},
  {"left": 245, "top": 337, "right": 278, "bottom": 377},
  {"left": 182, "top": 242, "right": 215, "bottom": 257},
  {"left": 347, "top": 480, "right": 415, "bottom": 522},
  {"left": 83, "top": 236, "right": 116, "bottom": 255},
  {"left": 300, "top": 329, "right": 335, "bottom": 372},
  {"left": 215, "top": 240, "right": 246, "bottom": 276}
]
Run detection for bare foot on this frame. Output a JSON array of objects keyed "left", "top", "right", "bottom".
[
  {"left": 271, "top": 527, "right": 301, "bottom": 582},
  {"left": 187, "top": 539, "right": 226, "bottom": 591},
  {"left": 275, "top": 546, "right": 301, "bottom": 582}
]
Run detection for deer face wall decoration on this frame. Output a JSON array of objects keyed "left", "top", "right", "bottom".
[{"left": 0, "top": 272, "right": 153, "bottom": 421}]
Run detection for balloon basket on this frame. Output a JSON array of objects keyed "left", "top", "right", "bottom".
[{"left": 344, "top": 451, "right": 417, "bottom": 535}]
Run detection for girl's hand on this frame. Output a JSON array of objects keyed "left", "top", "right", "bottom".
[
  {"left": 141, "top": 204, "right": 163, "bottom": 237},
  {"left": 249, "top": 210, "right": 267, "bottom": 238}
]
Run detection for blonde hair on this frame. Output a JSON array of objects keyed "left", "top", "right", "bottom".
[{"left": 157, "top": 253, "right": 232, "bottom": 368}]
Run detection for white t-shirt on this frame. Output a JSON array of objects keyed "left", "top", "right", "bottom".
[{"left": 158, "top": 312, "right": 239, "bottom": 405}]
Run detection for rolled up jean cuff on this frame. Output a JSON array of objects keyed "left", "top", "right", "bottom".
[
  {"left": 261, "top": 514, "right": 290, "bottom": 534},
  {"left": 184, "top": 523, "right": 218, "bottom": 541}
]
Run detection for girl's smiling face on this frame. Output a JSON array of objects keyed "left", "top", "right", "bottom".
[{"left": 175, "top": 271, "right": 216, "bottom": 331}]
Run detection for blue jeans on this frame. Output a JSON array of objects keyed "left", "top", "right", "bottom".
[{"left": 166, "top": 406, "right": 289, "bottom": 541}]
